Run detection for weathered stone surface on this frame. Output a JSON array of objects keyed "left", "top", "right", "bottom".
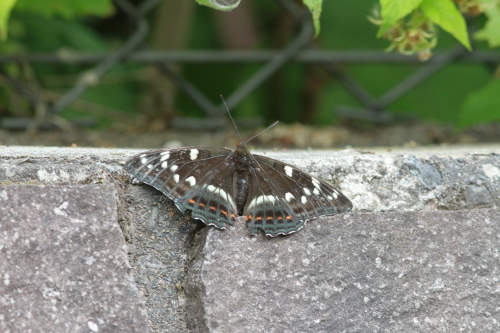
[
  {"left": 125, "top": 185, "right": 200, "bottom": 333},
  {"left": 1, "top": 146, "right": 499, "bottom": 333},
  {"left": 0, "top": 147, "right": 201, "bottom": 333},
  {"left": 187, "top": 209, "right": 500, "bottom": 333},
  {"left": 0, "top": 185, "right": 149, "bottom": 332}
]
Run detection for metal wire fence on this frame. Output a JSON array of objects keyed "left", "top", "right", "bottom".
[{"left": 1, "top": 0, "right": 499, "bottom": 130}]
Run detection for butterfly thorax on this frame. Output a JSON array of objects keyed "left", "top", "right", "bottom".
[{"left": 233, "top": 143, "right": 252, "bottom": 215}]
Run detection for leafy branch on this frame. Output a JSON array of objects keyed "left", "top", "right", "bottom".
[
  {"left": 370, "top": 0, "right": 500, "bottom": 60},
  {"left": 0, "top": 0, "right": 114, "bottom": 41},
  {"left": 2, "top": 0, "right": 499, "bottom": 58}
]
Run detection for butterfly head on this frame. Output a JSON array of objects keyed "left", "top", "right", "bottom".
[
  {"left": 234, "top": 142, "right": 252, "bottom": 171},
  {"left": 221, "top": 94, "right": 279, "bottom": 150},
  {"left": 233, "top": 119, "right": 279, "bottom": 166}
]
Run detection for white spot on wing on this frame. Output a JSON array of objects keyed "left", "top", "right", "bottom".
[
  {"left": 185, "top": 176, "right": 196, "bottom": 186},
  {"left": 313, "top": 187, "right": 320, "bottom": 195},
  {"left": 140, "top": 157, "right": 147, "bottom": 165},
  {"left": 301, "top": 196, "right": 307, "bottom": 204},
  {"left": 170, "top": 165, "right": 178, "bottom": 172},
  {"left": 312, "top": 178, "right": 321, "bottom": 189},
  {"left": 206, "top": 185, "right": 236, "bottom": 209},
  {"left": 147, "top": 164, "right": 153, "bottom": 170},
  {"left": 285, "top": 192, "right": 294, "bottom": 202},
  {"left": 247, "top": 195, "right": 277, "bottom": 210},
  {"left": 284, "top": 166, "right": 293, "bottom": 177},
  {"left": 161, "top": 161, "right": 168, "bottom": 168},
  {"left": 173, "top": 174, "right": 180, "bottom": 183},
  {"left": 190, "top": 149, "right": 199, "bottom": 160},
  {"left": 332, "top": 191, "right": 338, "bottom": 199},
  {"left": 303, "top": 188, "right": 311, "bottom": 196},
  {"left": 160, "top": 153, "right": 170, "bottom": 161}
]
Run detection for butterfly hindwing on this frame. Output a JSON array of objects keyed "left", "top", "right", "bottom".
[
  {"left": 244, "top": 154, "right": 353, "bottom": 236},
  {"left": 125, "top": 147, "right": 238, "bottom": 229},
  {"left": 181, "top": 167, "right": 238, "bottom": 228},
  {"left": 244, "top": 169, "right": 304, "bottom": 236}
]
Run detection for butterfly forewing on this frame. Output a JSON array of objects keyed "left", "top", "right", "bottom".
[
  {"left": 244, "top": 154, "right": 353, "bottom": 237},
  {"left": 125, "top": 147, "right": 238, "bottom": 229},
  {"left": 257, "top": 155, "right": 353, "bottom": 216}
]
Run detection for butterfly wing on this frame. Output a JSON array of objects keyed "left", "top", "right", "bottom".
[
  {"left": 244, "top": 154, "right": 352, "bottom": 237},
  {"left": 124, "top": 148, "right": 238, "bottom": 229}
]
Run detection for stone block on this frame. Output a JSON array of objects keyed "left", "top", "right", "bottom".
[
  {"left": 186, "top": 209, "right": 500, "bottom": 332},
  {"left": 0, "top": 185, "right": 149, "bottom": 332}
]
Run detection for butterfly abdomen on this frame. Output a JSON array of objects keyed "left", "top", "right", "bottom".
[{"left": 233, "top": 144, "right": 252, "bottom": 215}]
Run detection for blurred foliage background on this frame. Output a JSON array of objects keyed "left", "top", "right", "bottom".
[{"left": 0, "top": 0, "right": 499, "bottom": 138}]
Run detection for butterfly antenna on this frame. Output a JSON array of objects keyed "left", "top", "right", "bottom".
[
  {"left": 244, "top": 120, "right": 279, "bottom": 144},
  {"left": 220, "top": 94, "right": 243, "bottom": 142}
]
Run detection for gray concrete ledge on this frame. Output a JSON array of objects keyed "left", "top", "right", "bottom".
[
  {"left": 1, "top": 145, "right": 499, "bottom": 332},
  {"left": 1, "top": 145, "right": 499, "bottom": 212}
]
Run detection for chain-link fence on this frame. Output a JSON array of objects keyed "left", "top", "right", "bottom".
[{"left": 1, "top": 0, "right": 499, "bottom": 130}]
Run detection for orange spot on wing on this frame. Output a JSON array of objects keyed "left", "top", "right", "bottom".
[
  {"left": 277, "top": 216, "right": 283, "bottom": 220},
  {"left": 199, "top": 202, "right": 205, "bottom": 207},
  {"left": 266, "top": 216, "right": 273, "bottom": 220},
  {"left": 256, "top": 216, "right": 263, "bottom": 221},
  {"left": 210, "top": 206, "right": 216, "bottom": 211},
  {"left": 285, "top": 215, "right": 292, "bottom": 220},
  {"left": 221, "top": 210, "right": 228, "bottom": 216},
  {"left": 188, "top": 198, "right": 196, "bottom": 204}
]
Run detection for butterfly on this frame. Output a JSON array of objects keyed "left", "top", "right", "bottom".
[
  {"left": 125, "top": 141, "right": 353, "bottom": 237},
  {"left": 125, "top": 99, "right": 352, "bottom": 237}
]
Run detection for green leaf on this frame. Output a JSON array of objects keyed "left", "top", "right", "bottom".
[
  {"left": 15, "top": 0, "right": 114, "bottom": 19},
  {"left": 377, "top": 0, "right": 423, "bottom": 37},
  {"left": 0, "top": 0, "right": 17, "bottom": 40},
  {"left": 420, "top": 0, "right": 471, "bottom": 50},
  {"left": 457, "top": 79, "right": 500, "bottom": 128},
  {"left": 303, "top": 0, "right": 322, "bottom": 37},
  {"left": 195, "top": 0, "right": 241, "bottom": 11},
  {"left": 476, "top": 0, "right": 497, "bottom": 4},
  {"left": 475, "top": 6, "right": 500, "bottom": 47}
]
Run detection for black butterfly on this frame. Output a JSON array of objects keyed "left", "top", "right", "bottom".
[{"left": 125, "top": 140, "right": 353, "bottom": 237}]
